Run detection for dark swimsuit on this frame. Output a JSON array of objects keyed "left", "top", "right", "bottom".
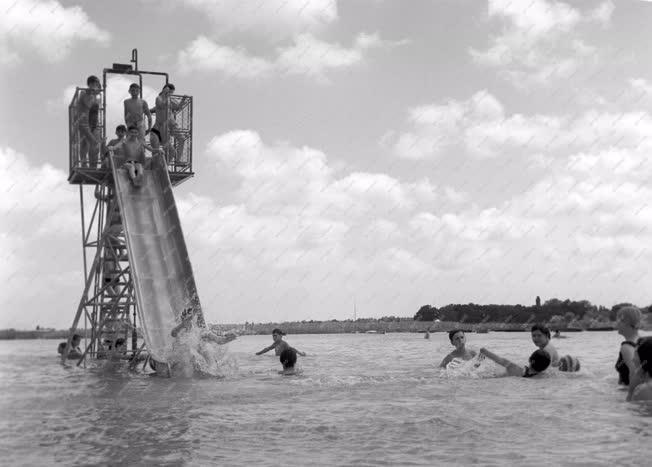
[{"left": 615, "top": 341, "right": 637, "bottom": 385}]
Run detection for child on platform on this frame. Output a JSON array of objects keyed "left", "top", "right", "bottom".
[
  {"left": 124, "top": 83, "right": 152, "bottom": 140},
  {"left": 75, "top": 75, "right": 101, "bottom": 167}
]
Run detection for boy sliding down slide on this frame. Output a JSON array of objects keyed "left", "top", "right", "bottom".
[
  {"left": 171, "top": 307, "right": 237, "bottom": 345},
  {"left": 122, "top": 126, "right": 146, "bottom": 187}
]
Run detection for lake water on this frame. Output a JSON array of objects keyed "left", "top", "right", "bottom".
[{"left": 1, "top": 332, "right": 651, "bottom": 466}]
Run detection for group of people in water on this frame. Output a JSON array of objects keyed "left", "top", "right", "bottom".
[
  {"left": 436, "top": 305, "right": 651, "bottom": 401},
  {"left": 59, "top": 304, "right": 650, "bottom": 397}
]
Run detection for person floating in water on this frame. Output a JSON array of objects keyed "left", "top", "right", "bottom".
[
  {"left": 256, "top": 328, "right": 306, "bottom": 357},
  {"left": 479, "top": 347, "right": 551, "bottom": 377},
  {"left": 57, "top": 334, "right": 82, "bottom": 360},
  {"left": 615, "top": 306, "right": 641, "bottom": 386},
  {"left": 553, "top": 330, "right": 567, "bottom": 339},
  {"left": 439, "top": 330, "right": 476, "bottom": 368},
  {"left": 531, "top": 324, "right": 559, "bottom": 366},
  {"left": 627, "top": 337, "right": 652, "bottom": 401},
  {"left": 279, "top": 348, "right": 298, "bottom": 375}
]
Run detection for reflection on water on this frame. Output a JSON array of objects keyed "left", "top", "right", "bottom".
[{"left": 1, "top": 332, "right": 651, "bottom": 466}]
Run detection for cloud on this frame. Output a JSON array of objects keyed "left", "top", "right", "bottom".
[
  {"left": 178, "top": 0, "right": 338, "bottom": 40},
  {"left": 471, "top": 0, "right": 613, "bottom": 87},
  {"left": 0, "top": 146, "right": 81, "bottom": 328},
  {"left": 0, "top": 0, "right": 110, "bottom": 66},
  {"left": 386, "top": 90, "right": 652, "bottom": 160},
  {"left": 177, "top": 32, "right": 403, "bottom": 81},
  {"left": 177, "top": 36, "right": 274, "bottom": 78}
]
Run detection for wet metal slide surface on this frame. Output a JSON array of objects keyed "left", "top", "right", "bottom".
[{"left": 112, "top": 154, "right": 202, "bottom": 363}]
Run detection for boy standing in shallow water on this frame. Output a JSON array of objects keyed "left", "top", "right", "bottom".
[
  {"left": 256, "top": 328, "right": 306, "bottom": 357},
  {"left": 439, "top": 330, "right": 477, "bottom": 368},
  {"left": 124, "top": 83, "right": 152, "bottom": 140}
]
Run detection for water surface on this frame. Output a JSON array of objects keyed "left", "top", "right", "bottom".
[{"left": 1, "top": 332, "right": 650, "bottom": 466}]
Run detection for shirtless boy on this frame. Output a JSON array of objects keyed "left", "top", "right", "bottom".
[
  {"left": 439, "top": 330, "right": 477, "bottom": 368},
  {"left": 255, "top": 328, "right": 306, "bottom": 357},
  {"left": 124, "top": 83, "right": 152, "bottom": 140},
  {"left": 122, "top": 126, "right": 146, "bottom": 186},
  {"left": 76, "top": 75, "right": 101, "bottom": 167}
]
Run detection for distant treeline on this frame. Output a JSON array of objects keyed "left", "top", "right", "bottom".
[
  {"left": 413, "top": 298, "right": 652, "bottom": 329},
  {"left": 0, "top": 329, "right": 88, "bottom": 340},
  {"left": 4, "top": 298, "right": 651, "bottom": 339}
]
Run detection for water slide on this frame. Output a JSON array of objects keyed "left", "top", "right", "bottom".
[{"left": 111, "top": 153, "right": 204, "bottom": 364}]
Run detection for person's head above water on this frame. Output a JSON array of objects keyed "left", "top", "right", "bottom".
[
  {"left": 525, "top": 349, "right": 551, "bottom": 376},
  {"left": 531, "top": 324, "right": 551, "bottom": 348},
  {"left": 617, "top": 306, "right": 642, "bottom": 334},
  {"left": 448, "top": 330, "right": 466, "bottom": 349},
  {"left": 72, "top": 334, "right": 82, "bottom": 346},
  {"left": 280, "top": 348, "right": 297, "bottom": 370},
  {"left": 635, "top": 336, "right": 652, "bottom": 377},
  {"left": 272, "top": 328, "right": 286, "bottom": 342}
]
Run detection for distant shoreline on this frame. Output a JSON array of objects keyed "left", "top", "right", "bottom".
[{"left": 0, "top": 320, "right": 632, "bottom": 340}]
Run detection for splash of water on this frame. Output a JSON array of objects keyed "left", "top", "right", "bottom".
[{"left": 168, "top": 327, "right": 238, "bottom": 378}]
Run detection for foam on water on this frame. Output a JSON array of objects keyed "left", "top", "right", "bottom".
[{"left": 167, "top": 327, "right": 238, "bottom": 378}]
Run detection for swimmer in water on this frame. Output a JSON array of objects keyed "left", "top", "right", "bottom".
[
  {"left": 479, "top": 347, "right": 551, "bottom": 377},
  {"left": 255, "top": 328, "right": 306, "bottom": 357},
  {"left": 439, "top": 330, "right": 477, "bottom": 368},
  {"left": 531, "top": 324, "right": 559, "bottom": 366},
  {"left": 278, "top": 348, "right": 298, "bottom": 375},
  {"left": 628, "top": 337, "right": 652, "bottom": 401}
]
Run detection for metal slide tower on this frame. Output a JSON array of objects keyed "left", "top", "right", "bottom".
[{"left": 63, "top": 50, "right": 195, "bottom": 365}]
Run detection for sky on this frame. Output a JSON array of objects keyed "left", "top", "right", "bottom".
[{"left": 2, "top": 0, "right": 652, "bottom": 329}]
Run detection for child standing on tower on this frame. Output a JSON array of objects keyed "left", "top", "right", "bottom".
[{"left": 124, "top": 83, "right": 152, "bottom": 140}]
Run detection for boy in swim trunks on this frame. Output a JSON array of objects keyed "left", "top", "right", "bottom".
[
  {"left": 255, "top": 328, "right": 306, "bottom": 357},
  {"left": 479, "top": 347, "right": 551, "bottom": 377},
  {"left": 152, "top": 83, "right": 188, "bottom": 160},
  {"left": 531, "top": 324, "right": 559, "bottom": 366},
  {"left": 279, "top": 348, "right": 298, "bottom": 375},
  {"left": 122, "top": 126, "right": 146, "bottom": 186},
  {"left": 439, "top": 330, "right": 477, "bottom": 367},
  {"left": 75, "top": 75, "right": 101, "bottom": 167},
  {"left": 124, "top": 83, "right": 152, "bottom": 140}
]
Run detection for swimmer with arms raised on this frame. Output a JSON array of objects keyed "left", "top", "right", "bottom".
[
  {"left": 256, "top": 328, "right": 306, "bottom": 357},
  {"left": 439, "top": 330, "right": 477, "bottom": 368},
  {"left": 479, "top": 347, "right": 551, "bottom": 377}
]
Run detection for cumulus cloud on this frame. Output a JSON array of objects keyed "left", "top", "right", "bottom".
[
  {"left": 0, "top": 0, "right": 110, "bottom": 66},
  {"left": 471, "top": 0, "right": 613, "bottom": 87},
  {"left": 386, "top": 90, "right": 652, "bottom": 160},
  {"left": 177, "top": 32, "right": 404, "bottom": 81},
  {"left": 0, "top": 146, "right": 81, "bottom": 328},
  {"left": 178, "top": 0, "right": 338, "bottom": 39}
]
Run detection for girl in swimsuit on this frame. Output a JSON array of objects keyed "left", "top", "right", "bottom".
[{"left": 615, "top": 306, "right": 642, "bottom": 386}]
